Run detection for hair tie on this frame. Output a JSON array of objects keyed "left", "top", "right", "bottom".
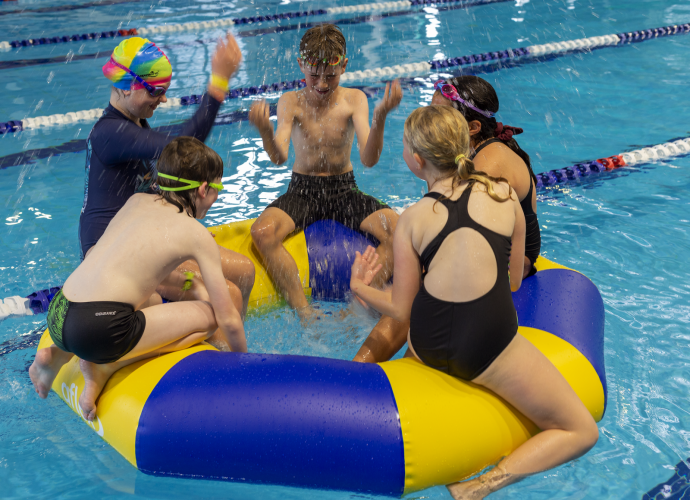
[
  {"left": 494, "top": 122, "right": 523, "bottom": 142},
  {"left": 455, "top": 154, "right": 465, "bottom": 163}
]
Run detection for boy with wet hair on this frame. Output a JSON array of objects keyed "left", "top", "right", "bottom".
[
  {"left": 29, "top": 137, "right": 248, "bottom": 421},
  {"left": 248, "top": 23, "right": 403, "bottom": 323}
]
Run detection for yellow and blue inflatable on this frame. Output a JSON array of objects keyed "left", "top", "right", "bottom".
[{"left": 36, "top": 220, "right": 606, "bottom": 496}]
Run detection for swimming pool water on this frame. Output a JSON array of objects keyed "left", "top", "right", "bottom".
[{"left": 2, "top": 0, "right": 690, "bottom": 498}]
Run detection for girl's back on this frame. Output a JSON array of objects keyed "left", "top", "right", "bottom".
[{"left": 408, "top": 180, "right": 517, "bottom": 303}]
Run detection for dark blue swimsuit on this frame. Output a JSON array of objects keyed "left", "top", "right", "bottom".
[{"left": 78, "top": 93, "right": 221, "bottom": 258}]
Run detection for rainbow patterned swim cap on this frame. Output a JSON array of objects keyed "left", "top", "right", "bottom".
[{"left": 102, "top": 37, "right": 172, "bottom": 90}]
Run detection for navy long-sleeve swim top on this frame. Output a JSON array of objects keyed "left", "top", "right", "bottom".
[{"left": 78, "top": 93, "right": 222, "bottom": 258}]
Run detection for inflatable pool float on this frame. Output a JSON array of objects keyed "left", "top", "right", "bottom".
[{"left": 36, "top": 219, "right": 606, "bottom": 496}]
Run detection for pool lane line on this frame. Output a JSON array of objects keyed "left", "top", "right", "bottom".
[
  {"left": 3, "top": 21, "right": 688, "bottom": 134},
  {"left": 0, "top": 0, "right": 511, "bottom": 50},
  {"left": 0, "top": 0, "right": 141, "bottom": 17},
  {"left": 0, "top": 0, "right": 512, "bottom": 69},
  {"left": 0, "top": 106, "right": 277, "bottom": 169},
  {"left": 535, "top": 137, "right": 690, "bottom": 192}
]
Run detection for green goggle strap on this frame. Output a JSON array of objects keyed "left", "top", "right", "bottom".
[{"left": 157, "top": 172, "right": 223, "bottom": 192}]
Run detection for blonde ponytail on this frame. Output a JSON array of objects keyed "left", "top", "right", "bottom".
[
  {"left": 456, "top": 155, "right": 511, "bottom": 203},
  {"left": 404, "top": 105, "right": 512, "bottom": 203}
]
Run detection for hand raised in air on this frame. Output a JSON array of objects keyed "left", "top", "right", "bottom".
[
  {"left": 212, "top": 32, "right": 242, "bottom": 80},
  {"left": 248, "top": 100, "right": 273, "bottom": 134},
  {"left": 374, "top": 80, "right": 403, "bottom": 117}
]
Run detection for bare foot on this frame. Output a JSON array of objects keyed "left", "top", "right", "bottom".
[
  {"left": 447, "top": 479, "right": 491, "bottom": 500},
  {"left": 207, "top": 329, "right": 230, "bottom": 351},
  {"left": 79, "top": 359, "right": 117, "bottom": 422},
  {"left": 296, "top": 305, "right": 318, "bottom": 326},
  {"left": 29, "top": 346, "right": 74, "bottom": 398},
  {"left": 447, "top": 465, "right": 513, "bottom": 500}
]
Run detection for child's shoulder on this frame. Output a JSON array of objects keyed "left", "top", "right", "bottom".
[{"left": 339, "top": 86, "right": 366, "bottom": 102}]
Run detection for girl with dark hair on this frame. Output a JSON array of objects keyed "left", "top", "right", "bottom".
[{"left": 432, "top": 76, "right": 540, "bottom": 278}]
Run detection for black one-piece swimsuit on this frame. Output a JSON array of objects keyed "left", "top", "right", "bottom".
[
  {"left": 473, "top": 138, "right": 541, "bottom": 275},
  {"left": 409, "top": 181, "right": 518, "bottom": 381}
]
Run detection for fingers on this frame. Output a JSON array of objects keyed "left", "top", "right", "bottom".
[{"left": 248, "top": 100, "right": 269, "bottom": 127}]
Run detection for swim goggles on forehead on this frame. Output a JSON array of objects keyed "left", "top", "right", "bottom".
[
  {"left": 109, "top": 58, "right": 168, "bottom": 97},
  {"left": 299, "top": 53, "right": 344, "bottom": 66},
  {"left": 157, "top": 172, "right": 224, "bottom": 192},
  {"left": 434, "top": 80, "right": 495, "bottom": 119}
]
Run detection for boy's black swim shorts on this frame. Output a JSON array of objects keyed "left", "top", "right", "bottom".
[{"left": 267, "top": 171, "right": 390, "bottom": 231}]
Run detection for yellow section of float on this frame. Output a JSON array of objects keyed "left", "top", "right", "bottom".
[
  {"left": 208, "top": 219, "right": 311, "bottom": 312},
  {"left": 380, "top": 326, "right": 605, "bottom": 495},
  {"left": 37, "top": 331, "right": 214, "bottom": 466},
  {"left": 534, "top": 255, "right": 573, "bottom": 272}
]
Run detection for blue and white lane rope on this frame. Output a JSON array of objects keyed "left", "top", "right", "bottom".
[
  {"left": 2, "top": 134, "right": 689, "bottom": 322},
  {"left": 536, "top": 137, "right": 690, "bottom": 191},
  {"left": 2, "top": 22, "right": 689, "bottom": 134},
  {"left": 0, "top": 0, "right": 509, "bottom": 50}
]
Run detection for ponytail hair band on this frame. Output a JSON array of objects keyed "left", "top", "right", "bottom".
[
  {"left": 455, "top": 154, "right": 466, "bottom": 164},
  {"left": 494, "top": 122, "right": 523, "bottom": 142}
]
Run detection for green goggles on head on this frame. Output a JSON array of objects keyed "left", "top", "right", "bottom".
[{"left": 157, "top": 172, "right": 224, "bottom": 192}]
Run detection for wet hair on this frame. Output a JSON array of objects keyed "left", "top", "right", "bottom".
[
  {"left": 299, "top": 24, "right": 346, "bottom": 70},
  {"left": 442, "top": 76, "right": 535, "bottom": 184},
  {"left": 156, "top": 137, "right": 224, "bottom": 218},
  {"left": 404, "top": 105, "right": 512, "bottom": 203}
]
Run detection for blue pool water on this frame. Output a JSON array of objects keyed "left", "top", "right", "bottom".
[{"left": 2, "top": 0, "right": 690, "bottom": 497}]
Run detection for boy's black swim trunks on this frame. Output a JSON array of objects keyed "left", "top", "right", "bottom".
[
  {"left": 267, "top": 171, "right": 390, "bottom": 231},
  {"left": 47, "top": 289, "right": 146, "bottom": 364}
]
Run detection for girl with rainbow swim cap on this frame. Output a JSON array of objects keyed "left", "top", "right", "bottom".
[{"left": 79, "top": 33, "right": 256, "bottom": 317}]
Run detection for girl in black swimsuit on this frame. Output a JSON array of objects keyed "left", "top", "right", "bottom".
[
  {"left": 432, "top": 75, "right": 541, "bottom": 279},
  {"left": 350, "top": 105, "right": 598, "bottom": 499}
]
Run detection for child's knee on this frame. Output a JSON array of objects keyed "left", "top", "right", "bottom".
[
  {"left": 226, "top": 280, "right": 243, "bottom": 311},
  {"left": 250, "top": 220, "right": 277, "bottom": 249},
  {"left": 239, "top": 255, "right": 256, "bottom": 282},
  {"left": 581, "top": 418, "right": 599, "bottom": 451}
]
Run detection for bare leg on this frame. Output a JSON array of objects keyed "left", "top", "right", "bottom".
[
  {"left": 29, "top": 345, "right": 75, "bottom": 398},
  {"left": 522, "top": 256, "right": 533, "bottom": 279},
  {"left": 360, "top": 208, "right": 398, "bottom": 288},
  {"left": 251, "top": 208, "right": 313, "bottom": 319},
  {"left": 446, "top": 334, "right": 599, "bottom": 499},
  {"left": 353, "top": 316, "right": 409, "bottom": 363},
  {"left": 176, "top": 246, "right": 255, "bottom": 317},
  {"left": 157, "top": 270, "right": 246, "bottom": 320},
  {"left": 79, "top": 300, "right": 218, "bottom": 421}
]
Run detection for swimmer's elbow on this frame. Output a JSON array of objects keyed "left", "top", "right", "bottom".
[
  {"left": 271, "top": 153, "right": 288, "bottom": 166},
  {"left": 391, "top": 307, "right": 411, "bottom": 323},
  {"left": 510, "top": 277, "right": 522, "bottom": 293}
]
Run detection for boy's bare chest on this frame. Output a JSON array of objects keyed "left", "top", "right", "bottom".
[{"left": 292, "top": 105, "right": 354, "bottom": 147}]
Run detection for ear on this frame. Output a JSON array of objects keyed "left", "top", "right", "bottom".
[
  {"left": 468, "top": 120, "right": 482, "bottom": 137},
  {"left": 196, "top": 182, "right": 209, "bottom": 199},
  {"left": 412, "top": 152, "right": 426, "bottom": 172},
  {"left": 297, "top": 58, "right": 308, "bottom": 76},
  {"left": 340, "top": 57, "right": 348, "bottom": 73}
]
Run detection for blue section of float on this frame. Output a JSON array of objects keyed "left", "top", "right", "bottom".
[
  {"left": 512, "top": 269, "right": 607, "bottom": 407},
  {"left": 135, "top": 350, "right": 405, "bottom": 496},
  {"left": 305, "top": 220, "right": 378, "bottom": 301}
]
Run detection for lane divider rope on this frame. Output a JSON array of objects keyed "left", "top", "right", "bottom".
[
  {"left": 3, "top": 134, "right": 689, "bottom": 321},
  {"left": 536, "top": 137, "right": 690, "bottom": 191},
  {"left": 2, "top": 22, "right": 688, "bottom": 133},
  {"left": 0, "top": 0, "right": 508, "bottom": 50}
]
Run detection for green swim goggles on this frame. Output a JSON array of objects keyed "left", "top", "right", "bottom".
[{"left": 157, "top": 172, "right": 224, "bottom": 192}]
